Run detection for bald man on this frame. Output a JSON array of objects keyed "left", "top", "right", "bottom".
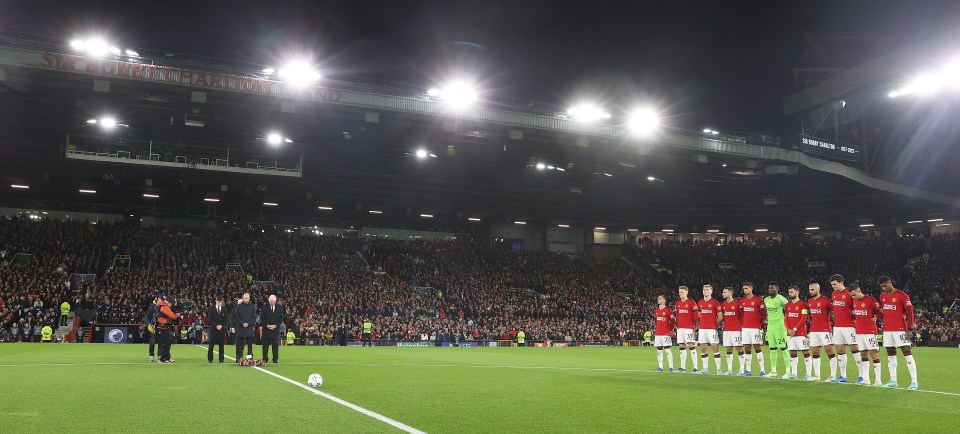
[
  {"left": 231, "top": 293, "right": 256, "bottom": 362},
  {"left": 260, "top": 295, "right": 285, "bottom": 363}
]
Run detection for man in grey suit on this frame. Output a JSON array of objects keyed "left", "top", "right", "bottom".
[
  {"left": 231, "top": 293, "right": 256, "bottom": 362},
  {"left": 260, "top": 294, "right": 285, "bottom": 363}
]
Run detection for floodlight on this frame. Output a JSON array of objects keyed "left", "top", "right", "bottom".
[
  {"left": 567, "top": 104, "right": 611, "bottom": 122},
  {"left": 415, "top": 149, "right": 429, "bottom": 159},
  {"left": 100, "top": 117, "right": 117, "bottom": 128},
  {"left": 266, "top": 133, "right": 283, "bottom": 145},
  {"left": 278, "top": 61, "right": 321, "bottom": 86},
  {"left": 536, "top": 163, "right": 546, "bottom": 170},
  {"left": 627, "top": 108, "right": 659, "bottom": 133},
  {"left": 125, "top": 49, "right": 139, "bottom": 57},
  {"left": 437, "top": 81, "right": 477, "bottom": 109}
]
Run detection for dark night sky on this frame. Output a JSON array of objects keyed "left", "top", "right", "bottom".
[{"left": 4, "top": 0, "right": 960, "bottom": 132}]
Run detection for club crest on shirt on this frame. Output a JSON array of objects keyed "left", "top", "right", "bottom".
[
  {"left": 892, "top": 298, "right": 896, "bottom": 302},
  {"left": 861, "top": 303, "right": 866, "bottom": 307}
]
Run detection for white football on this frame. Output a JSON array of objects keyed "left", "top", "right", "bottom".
[{"left": 308, "top": 373, "right": 323, "bottom": 388}]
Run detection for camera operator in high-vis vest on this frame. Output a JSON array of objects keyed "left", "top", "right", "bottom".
[{"left": 156, "top": 296, "right": 180, "bottom": 363}]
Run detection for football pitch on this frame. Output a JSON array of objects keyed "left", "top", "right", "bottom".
[{"left": 2, "top": 344, "right": 959, "bottom": 433}]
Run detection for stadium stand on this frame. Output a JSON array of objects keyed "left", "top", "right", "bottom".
[{"left": 1, "top": 215, "right": 957, "bottom": 345}]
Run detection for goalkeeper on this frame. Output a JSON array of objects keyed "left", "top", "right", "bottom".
[{"left": 763, "top": 282, "right": 789, "bottom": 378}]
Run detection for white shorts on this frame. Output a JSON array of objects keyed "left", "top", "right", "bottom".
[
  {"left": 809, "top": 332, "right": 833, "bottom": 348},
  {"left": 883, "top": 331, "right": 912, "bottom": 348},
  {"left": 722, "top": 331, "right": 742, "bottom": 347},
  {"left": 855, "top": 334, "right": 879, "bottom": 351},
  {"left": 677, "top": 328, "right": 696, "bottom": 344},
  {"left": 741, "top": 328, "right": 762, "bottom": 345},
  {"left": 654, "top": 335, "right": 672, "bottom": 347},
  {"left": 833, "top": 327, "right": 857, "bottom": 346},
  {"left": 697, "top": 329, "right": 719, "bottom": 345},
  {"left": 787, "top": 335, "right": 809, "bottom": 351}
]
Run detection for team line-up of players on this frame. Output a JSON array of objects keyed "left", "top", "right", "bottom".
[{"left": 651, "top": 274, "right": 919, "bottom": 390}]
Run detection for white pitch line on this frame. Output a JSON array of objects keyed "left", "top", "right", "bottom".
[
  {"left": 257, "top": 360, "right": 960, "bottom": 398},
  {"left": 194, "top": 345, "right": 425, "bottom": 434}
]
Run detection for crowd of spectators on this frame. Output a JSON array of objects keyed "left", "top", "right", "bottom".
[{"left": 1, "top": 215, "right": 958, "bottom": 345}]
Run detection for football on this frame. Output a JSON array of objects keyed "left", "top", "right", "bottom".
[{"left": 308, "top": 373, "right": 323, "bottom": 388}]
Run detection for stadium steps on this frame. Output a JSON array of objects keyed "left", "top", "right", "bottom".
[{"left": 53, "top": 312, "right": 77, "bottom": 342}]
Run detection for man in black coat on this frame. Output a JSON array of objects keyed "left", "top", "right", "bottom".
[
  {"left": 260, "top": 295, "right": 285, "bottom": 363},
  {"left": 206, "top": 296, "right": 229, "bottom": 363},
  {"left": 231, "top": 293, "right": 256, "bottom": 362}
]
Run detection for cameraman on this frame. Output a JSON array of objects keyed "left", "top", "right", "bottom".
[{"left": 156, "top": 296, "right": 180, "bottom": 364}]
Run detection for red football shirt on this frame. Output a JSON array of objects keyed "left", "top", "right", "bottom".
[
  {"left": 720, "top": 299, "right": 742, "bottom": 332},
  {"left": 654, "top": 307, "right": 675, "bottom": 336},
  {"left": 879, "top": 289, "right": 915, "bottom": 332},
  {"left": 852, "top": 296, "right": 881, "bottom": 335},
  {"left": 674, "top": 299, "right": 699, "bottom": 329},
  {"left": 697, "top": 299, "right": 722, "bottom": 329},
  {"left": 807, "top": 296, "right": 832, "bottom": 333},
  {"left": 784, "top": 299, "right": 809, "bottom": 336},
  {"left": 739, "top": 295, "right": 765, "bottom": 329},
  {"left": 831, "top": 289, "right": 855, "bottom": 328}
]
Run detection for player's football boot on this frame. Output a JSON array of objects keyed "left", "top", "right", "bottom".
[
  {"left": 758, "top": 371, "right": 767, "bottom": 378},
  {"left": 824, "top": 376, "right": 836, "bottom": 382},
  {"left": 724, "top": 370, "right": 733, "bottom": 376},
  {"left": 854, "top": 377, "right": 867, "bottom": 385},
  {"left": 740, "top": 370, "right": 752, "bottom": 376},
  {"left": 668, "top": 368, "right": 675, "bottom": 373},
  {"left": 716, "top": 369, "right": 723, "bottom": 375},
  {"left": 883, "top": 380, "right": 898, "bottom": 389},
  {"left": 803, "top": 375, "right": 812, "bottom": 381},
  {"left": 907, "top": 382, "right": 918, "bottom": 391},
  {"left": 809, "top": 376, "right": 820, "bottom": 381},
  {"left": 677, "top": 368, "right": 686, "bottom": 373},
  {"left": 832, "top": 376, "right": 848, "bottom": 383},
  {"left": 656, "top": 368, "right": 664, "bottom": 372},
  {"left": 691, "top": 368, "right": 698, "bottom": 373},
  {"left": 872, "top": 381, "right": 883, "bottom": 387},
  {"left": 782, "top": 373, "right": 797, "bottom": 380}
]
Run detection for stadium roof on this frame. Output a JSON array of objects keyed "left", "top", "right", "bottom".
[{"left": 0, "top": 33, "right": 957, "bottom": 233}]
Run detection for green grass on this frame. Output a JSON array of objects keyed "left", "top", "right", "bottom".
[{"left": 2, "top": 344, "right": 959, "bottom": 433}]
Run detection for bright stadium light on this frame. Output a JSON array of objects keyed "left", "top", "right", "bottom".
[
  {"left": 415, "top": 149, "right": 428, "bottom": 159},
  {"left": 78, "top": 189, "right": 96, "bottom": 194},
  {"left": 594, "top": 227, "right": 606, "bottom": 231},
  {"left": 859, "top": 223, "right": 874, "bottom": 228},
  {"left": 204, "top": 198, "right": 220, "bottom": 202},
  {"left": 100, "top": 117, "right": 117, "bottom": 128},
  {"left": 263, "top": 202, "right": 279, "bottom": 206},
  {"left": 907, "top": 220, "right": 923, "bottom": 224},
  {"left": 262, "top": 68, "right": 276, "bottom": 74},
  {"left": 927, "top": 218, "right": 944, "bottom": 222},
  {"left": 627, "top": 108, "right": 660, "bottom": 133},
  {"left": 11, "top": 184, "right": 29, "bottom": 189},
  {"left": 514, "top": 221, "right": 526, "bottom": 225},
  {"left": 661, "top": 229, "right": 674, "bottom": 233},
  {"left": 567, "top": 103, "right": 611, "bottom": 122},
  {"left": 536, "top": 163, "right": 546, "bottom": 170},
  {"left": 143, "top": 193, "right": 159, "bottom": 198},
  {"left": 420, "top": 214, "right": 434, "bottom": 218},
  {"left": 265, "top": 133, "right": 292, "bottom": 146},
  {"left": 755, "top": 228, "right": 769, "bottom": 232},
  {"left": 125, "top": 49, "right": 139, "bottom": 57},
  {"left": 278, "top": 61, "right": 321, "bottom": 86},
  {"left": 436, "top": 81, "right": 478, "bottom": 109},
  {"left": 557, "top": 224, "right": 570, "bottom": 228},
  {"left": 647, "top": 176, "right": 656, "bottom": 181},
  {"left": 318, "top": 206, "right": 333, "bottom": 210},
  {"left": 468, "top": 217, "right": 481, "bottom": 222},
  {"left": 707, "top": 229, "right": 720, "bottom": 233}
]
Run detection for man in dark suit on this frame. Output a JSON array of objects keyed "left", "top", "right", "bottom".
[
  {"left": 260, "top": 295, "right": 285, "bottom": 363},
  {"left": 207, "top": 296, "right": 229, "bottom": 363},
  {"left": 231, "top": 293, "right": 256, "bottom": 362}
]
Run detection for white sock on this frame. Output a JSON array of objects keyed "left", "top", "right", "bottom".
[
  {"left": 905, "top": 355, "right": 918, "bottom": 383},
  {"left": 679, "top": 348, "right": 687, "bottom": 370},
  {"left": 862, "top": 359, "right": 870, "bottom": 383},
  {"left": 829, "top": 356, "right": 838, "bottom": 378},
  {"left": 739, "top": 353, "right": 746, "bottom": 372},
  {"left": 657, "top": 349, "right": 664, "bottom": 369},
  {"left": 713, "top": 353, "right": 721, "bottom": 371},
  {"left": 756, "top": 352, "right": 765, "bottom": 372},
  {"left": 745, "top": 352, "right": 754, "bottom": 372},
  {"left": 852, "top": 351, "right": 861, "bottom": 376},
  {"left": 666, "top": 348, "right": 674, "bottom": 369},
  {"left": 838, "top": 353, "right": 847, "bottom": 377},
  {"left": 790, "top": 356, "right": 798, "bottom": 375},
  {"left": 804, "top": 357, "right": 812, "bottom": 376},
  {"left": 701, "top": 353, "right": 708, "bottom": 370},
  {"left": 726, "top": 353, "right": 734, "bottom": 371},
  {"left": 887, "top": 355, "right": 898, "bottom": 383},
  {"left": 692, "top": 349, "right": 699, "bottom": 370},
  {"left": 812, "top": 356, "right": 821, "bottom": 377},
  {"left": 872, "top": 360, "right": 881, "bottom": 382}
]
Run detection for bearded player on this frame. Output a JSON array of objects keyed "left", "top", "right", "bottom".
[
  {"left": 807, "top": 282, "right": 838, "bottom": 381},
  {"left": 783, "top": 286, "right": 812, "bottom": 380}
]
